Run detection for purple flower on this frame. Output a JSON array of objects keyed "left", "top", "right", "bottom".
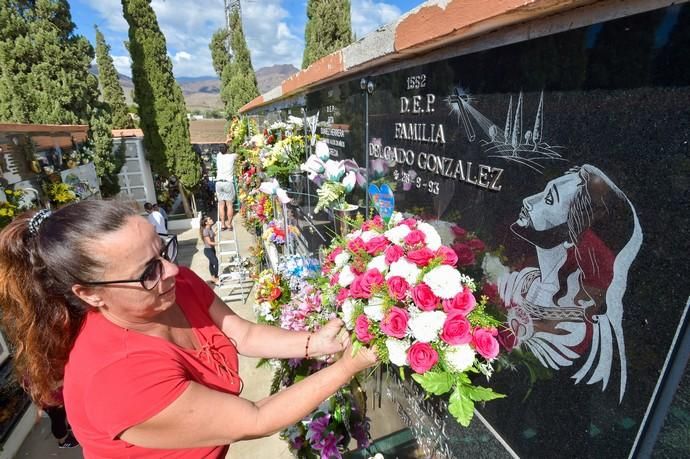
[
  {"left": 351, "top": 417, "right": 371, "bottom": 449},
  {"left": 319, "top": 431, "right": 344, "bottom": 459},
  {"left": 306, "top": 414, "right": 330, "bottom": 446}
]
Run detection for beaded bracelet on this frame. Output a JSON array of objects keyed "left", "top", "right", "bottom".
[{"left": 305, "top": 333, "right": 312, "bottom": 359}]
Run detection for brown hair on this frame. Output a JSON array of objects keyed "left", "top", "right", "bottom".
[{"left": 0, "top": 200, "right": 137, "bottom": 405}]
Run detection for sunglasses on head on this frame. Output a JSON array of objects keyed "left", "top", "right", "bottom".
[{"left": 76, "top": 234, "right": 178, "bottom": 291}]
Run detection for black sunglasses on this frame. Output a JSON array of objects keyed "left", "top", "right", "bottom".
[{"left": 77, "top": 234, "right": 178, "bottom": 291}]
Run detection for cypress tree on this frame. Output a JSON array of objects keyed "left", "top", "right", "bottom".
[
  {"left": 210, "top": 28, "right": 231, "bottom": 78},
  {"left": 302, "top": 0, "right": 353, "bottom": 69},
  {"left": 0, "top": 0, "right": 99, "bottom": 124},
  {"left": 121, "top": 0, "right": 200, "bottom": 215},
  {"left": 224, "top": 9, "right": 258, "bottom": 115},
  {"left": 90, "top": 106, "right": 125, "bottom": 197},
  {"left": 94, "top": 27, "right": 132, "bottom": 129}
]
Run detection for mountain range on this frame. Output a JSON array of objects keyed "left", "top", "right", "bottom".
[{"left": 91, "top": 64, "right": 298, "bottom": 111}]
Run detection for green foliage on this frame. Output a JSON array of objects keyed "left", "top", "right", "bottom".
[
  {"left": 411, "top": 371, "right": 454, "bottom": 396},
  {"left": 90, "top": 107, "right": 125, "bottom": 197},
  {"left": 94, "top": 27, "right": 133, "bottom": 129},
  {"left": 209, "top": 28, "right": 231, "bottom": 78},
  {"left": 223, "top": 10, "right": 258, "bottom": 115},
  {"left": 122, "top": 0, "right": 200, "bottom": 189},
  {"left": 448, "top": 386, "right": 474, "bottom": 427},
  {"left": 302, "top": 0, "right": 353, "bottom": 69},
  {"left": 0, "top": 0, "right": 99, "bottom": 124}
]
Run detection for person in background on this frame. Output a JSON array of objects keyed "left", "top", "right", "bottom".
[
  {"left": 143, "top": 202, "right": 166, "bottom": 235},
  {"left": 0, "top": 201, "right": 377, "bottom": 458},
  {"left": 215, "top": 148, "right": 237, "bottom": 231},
  {"left": 153, "top": 203, "right": 168, "bottom": 231},
  {"left": 200, "top": 214, "right": 219, "bottom": 285}
]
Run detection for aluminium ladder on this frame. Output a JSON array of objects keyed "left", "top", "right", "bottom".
[{"left": 215, "top": 220, "right": 253, "bottom": 303}]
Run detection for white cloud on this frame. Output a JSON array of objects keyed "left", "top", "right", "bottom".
[
  {"left": 241, "top": 1, "right": 304, "bottom": 70},
  {"left": 174, "top": 51, "right": 192, "bottom": 62},
  {"left": 351, "top": 0, "right": 402, "bottom": 38},
  {"left": 112, "top": 55, "right": 132, "bottom": 76}
]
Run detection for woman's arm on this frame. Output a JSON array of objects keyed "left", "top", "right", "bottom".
[
  {"left": 208, "top": 296, "right": 346, "bottom": 358},
  {"left": 203, "top": 235, "right": 216, "bottom": 247},
  {"left": 119, "top": 343, "right": 377, "bottom": 448}
]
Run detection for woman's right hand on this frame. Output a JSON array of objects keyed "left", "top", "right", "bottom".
[{"left": 338, "top": 340, "right": 378, "bottom": 375}]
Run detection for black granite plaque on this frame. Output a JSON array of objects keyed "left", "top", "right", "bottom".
[{"left": 364, "top": 4, "right": 690, "bottom": 458}]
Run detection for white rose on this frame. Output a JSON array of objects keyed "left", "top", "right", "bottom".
[
  {"left": 389, "top": 212, "right": 404, "bottom": 226},
  {"left": 423, "top": 265, "right": 463, "bottom": 299},
  {"left": 341, "top": 299, "right": 355, "bottom": 329},
  {"left": 408, "top": 310, "right": 446, "bottom": 343},
  {"left": 367, "top": 255, "right": 388, "bottom": 273},
  {"left": 338, "top": 265, "right": 355, "bottom": 287},
  {"left": 386, "top": 338, "right": 410, "bottom": 367},
  {"left": 360, "top": 230, "right": 380, "bottom": 243},
  {"left": 444, "top": 344, "right": 476, "bottom": 372},
  {"left": 416, "top": 221, "right": 442, "bottom": 251},
  {"left": 334, "top": 251, "right": 350, "bottom": 268},
  {"left": 384, "top": 224, "right": 410, "bottom": 246},
  {"left": 364, "top": 296, "right": 385, "bottom": 322},
  {"left": 385, "top": 257, "right": 420, "bottom": 285},
  {"left": 482, "top": 253, "right": 509, "bottom": 283},
  {"left": 346, "top": 229, "right": 362, "bottom": 240}
]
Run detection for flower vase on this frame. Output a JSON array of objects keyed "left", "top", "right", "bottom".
[{"left": 332, "top": 203, "right": 359, "bottom": 237}]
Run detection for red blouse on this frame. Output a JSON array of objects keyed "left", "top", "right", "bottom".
[{"left": 64, "top": 266, "right": 242, "bottom": 458}]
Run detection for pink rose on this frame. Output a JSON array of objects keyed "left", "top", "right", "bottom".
[
  {"left": 451, "top": 225, "right": 467, "bottom": 239},
  {"left": 349, "top": 276, "right": 368, "bottom": 299},
  {"left": 406, "top": 248, "right": 435, "bottom": 267},
  {"left": 435, "top": 246, "right": 458, "bottom": 266},
  {"left": 407, "top": 342, "right": 439, "bottom": 373},
  {"left": 467, "top": 238, "right": 486, "bottom": 253},
  {"left": 363, "top": 215, "right": 383, "bottom": 231},
  {"left": 442, "top": 287, "right": 476, "bottom": 315},
  {"left": 366, "top": 236, "right": 389, "bottom": 255},
  {"left": 381, "top": 307, "right": 409, "bottom": 338},
  {"left": 404, "top": 230, "right": 426, "bottom": 247},
  {"left": 355, "top": 315, "right": 375, "bottom": 343},
  {"left": 386, "top": 276, "right": 409, "bottom": 301},
  {"left": 399, "top": 218, "right": 418, "bottom": 229},
  {"left": 472, "top": 327, "right": 500, "bottom": 360},
  {"left": 330, "top": 272, "right": 340, "bottom": 286},
  {"left": 327, "top": 247, "right": 343, "bottom": 263},
  {"left": 452, "top": 242, "right": 476, "bottom": 266},
  {"left": 336, "top": 288, "right": 350, "bottom": 305},
  {"left": 411, "top": 283, "right": 439, "bottom": 311},
  {"left": 361, "top": 268, "right": 384, "bottom": 291},
  {"left": 347, "top": 237, "right": 366, "bottom": 253},
  {"left": 440, "top": 311, "right": 472, "bottom": 345},
  {"left": 384, "top": 245, "right": 404, "bottom": 264}
]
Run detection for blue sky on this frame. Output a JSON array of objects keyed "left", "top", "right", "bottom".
[{"left": 70, "top": 0, "right": 425, "bottom": 78}]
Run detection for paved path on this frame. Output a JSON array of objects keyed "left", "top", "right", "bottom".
[{"left": 15, "top": 222, "right": 290, "bottom": 458}]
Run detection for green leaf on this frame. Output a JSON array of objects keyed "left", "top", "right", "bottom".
[
  {"left": 399, "top": 366, "right": 406, "bottom": 381},
  {"left": 351, "top": 340, "right": 362, "bottom": 356},
  {"left": 465, "top": 385, "right": 506, "bottom": 402},
  {"left": 411, "top": 371, "right": 454, "bottom": 396},
  {"left": 456, "top": 372, "right": 471, "bottom": 386},
  {"left": 448, "top": 386, "right": 475, "bottom": 427}
]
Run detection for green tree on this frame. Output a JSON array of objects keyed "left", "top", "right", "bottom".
[
  {"left": 121, "top": 0, "right": 200, "bottom": 215},
  {"left": 0, "top": 0, "right": 99, "bottom": 123},
  {"left": 302, "top": 0, "right": 353, "bottom": 69},
  {"left": 209, "top": 28, "right": 231, "bottom": 78},
  {"left": 222, "top": 10, "right": 258, "bottom": 115},
  {"left": 90, "top": 107, "right": 125, "bottom": 197},
  {"left": 94, "top": 26, "right": 132, "bottom": 129}
]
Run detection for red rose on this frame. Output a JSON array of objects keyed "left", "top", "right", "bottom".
[
  {"left": 404, "top": 230, "right": 426, "bottom": 247},
  {"left": 467, "top": 238, "right": 486, "bottom": 253},
  {"left": 407, "top": 341, "right": 439, "bottom": 373},
  {"left": 406, "top": 248, "right": 435, "bottom": 267},
  {"left": 472, "top": 327, "right": 500, "bottom": 360},
  {"left": 435, "top": 246, "right": 458, "bottom": 266},
  {"left": 482, "top": 283, "right": 500, "bottom": 306},
  {"left": 384, "top": 245, "right": 404, "bottom": 264},
  {"left": 336, "top": 288, "right": 350, "bottom": 305},
  {"left": 440, "top": 311, "right": 472, "bottom": 345},
  {"left": 442, "top": 287, "right": 476, "bottom": 315},
  {"left": 451, "top": 225, "right": 467, "bottom": 240},
  {"left": 380, "top": 307, "right": 409, "bottom": 338},
  {"left": 355, "top": 315, "right": 375, "bottom": 343},
  {"left": 366, "top": 236, "right": 389, "bottom": 255},
  {"left": 411, "top": 283, "right": 439, "bottom": 311},
  {"left": 497, "top": 325, "right": 517, "bottom": 352},
  {"left": 347, "top": 237, "right": 366, "bottom": 253},
  {"left": 386, "top": 276, "right": 409, "bottom": 301},
  {"left": 400, "top": 218, "right": 418, "bottom": 229},
  {"left": 452, "top": 242, "right": 476, "bottom": 266}
]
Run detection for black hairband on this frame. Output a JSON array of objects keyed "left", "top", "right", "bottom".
[{"left": 28, "top": 209, "right": 52, "bottom": 237}]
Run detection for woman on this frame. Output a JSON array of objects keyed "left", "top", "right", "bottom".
[
  {"left": 200, "top": 214, "right": 219, "bottom": 285},
  {"left": 0, "top": 201, "right": 377, "bottom": 458},
  {"left": 215, "top": 148, "right": 237, "bottom": 231}
]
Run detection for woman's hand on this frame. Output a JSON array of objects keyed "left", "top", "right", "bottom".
[
  {"left": 339, "top": 339, "right": 378, "bottom": 375},
  {"left": 309, "top": 318, "right": 350, "bottom": 357}
]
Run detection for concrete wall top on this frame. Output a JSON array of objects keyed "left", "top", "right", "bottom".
[{"left": 239, "top": 0, "right": 595, "bottom": 113}]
